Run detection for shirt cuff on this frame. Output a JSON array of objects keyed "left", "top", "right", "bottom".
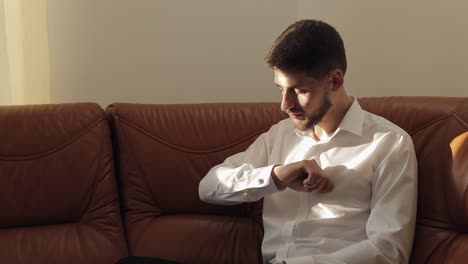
[
  {"left": 246, "top": 164, "right": 283, "bottom": 198},
  {"left": 280, "top": 256, "right": 316, "bottom": 264}
]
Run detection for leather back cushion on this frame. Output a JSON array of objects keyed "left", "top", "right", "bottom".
[
  {"left": 107, "top": 103, "right": 286, "bottom": 264},
  {"left": 0, "top": 103, "right": 127, "bottom": 264},
  {"left": 359, "top": 97, "right": 468, "bottom": 263},
  {"left": 108, "top": 97, "right": 468, "bottom": 264}
]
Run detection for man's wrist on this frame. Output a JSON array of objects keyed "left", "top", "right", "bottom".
[{"left": 271, "top": 165, "right": 286, "bottom": 190}]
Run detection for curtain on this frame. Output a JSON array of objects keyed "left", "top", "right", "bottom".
[{"left": 0, "top": 0, "right": 50, "bottom": 105}]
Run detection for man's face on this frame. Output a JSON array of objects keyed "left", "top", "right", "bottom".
[{"left": 274, "top": 69, "right": 332, "bottom": 131}]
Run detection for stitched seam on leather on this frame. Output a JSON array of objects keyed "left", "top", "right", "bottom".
[
  {"left": 2, "top": 220, "right": 80, "bottom": 230},
  {"left": 417, "top": 218, "right": 455, "bottom": 230},
  {"left": 118, "top": 117, "right": 273, "bottom": 154},
  {"left": 409, "top": 115, "right": 449, "bottom": 136},
  {"left": 453, "top": 98, "right": 468, "bottom": 114},
  {"left": 118, "top": 118, "right": 160, "bottom": 213},
  {"left": 117, "top": 120, "right": 162, "bottom": 252},
  {"left": 80, "top": 123, "right": 105, "bottom": 225},
  {"left": 452, "top": 113, "right": 468, "bottom": 129},
  {"left": 0, "top": 113, "right": 106, "bottom": 160},
  {"left": 424, "top": 233, "right": 457, "bottom": 262}
]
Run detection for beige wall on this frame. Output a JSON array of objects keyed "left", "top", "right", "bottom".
[
  {"left": 48, "top": 0, "right": 297, "bottom": 106},
  {"left": 48, "top": 1, "right": 467, "bottom": 106},
  {"left": 298, "top": 0, "right": 468, "bottom": 97}
]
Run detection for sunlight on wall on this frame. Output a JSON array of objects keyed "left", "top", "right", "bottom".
[{"left": 0, "top": 0, "right": 50, "bottom": 105}]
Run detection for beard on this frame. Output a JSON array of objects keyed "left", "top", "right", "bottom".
[{"left": 290, "top": 92, "right": 332, "bottom": 131}]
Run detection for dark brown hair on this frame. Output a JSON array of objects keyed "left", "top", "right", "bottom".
[{"left": 265, "top": 19, "right": 347, "bottom": 79}]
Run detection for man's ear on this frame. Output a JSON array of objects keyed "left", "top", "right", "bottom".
[{"left": 330, "top": 69, "right": 344, "bottom": 91}]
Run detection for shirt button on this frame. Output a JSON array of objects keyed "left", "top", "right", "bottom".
[{"left": 258, "top": 179, "right": 264, "bottom": 185}]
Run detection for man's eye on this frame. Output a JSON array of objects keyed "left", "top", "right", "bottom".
[{"left": 295, "top": 89, "right": 306, "bottom": 94}]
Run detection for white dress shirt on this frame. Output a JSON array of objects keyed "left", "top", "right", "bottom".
[{"left": 199, "top": 99, "right": 418, "bottom": 264}]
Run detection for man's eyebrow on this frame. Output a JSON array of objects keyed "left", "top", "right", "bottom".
[{"left": 274, "top": 83, "right": 303, "bottom": 90}]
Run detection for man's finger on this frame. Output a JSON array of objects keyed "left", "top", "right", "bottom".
[
  {"left": 304, "top": 172, "right": 323, "bottom": 188},
  {"left": 318, "top": 180, "right": 334, "bottom": 193},
  {"left": 311, "top": 177, "right": 329, "bottom": 191}
]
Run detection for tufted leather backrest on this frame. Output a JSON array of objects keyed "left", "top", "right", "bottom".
[
  {"left": 0, "top": 103, "right": 127, "bottom": 264},
  {"left": 358, "top": 97, "right": 468, "bottom": 263},
  {"left": 107, "top": 97, "right": 468, "bottom": 264},
  {"left": 107, "top": 102, "right": 286, "bottom": 264}
]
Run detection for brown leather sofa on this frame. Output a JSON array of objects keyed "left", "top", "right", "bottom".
[
  {"left": 1, "top": 97, "right": 467, "bottom": 264},
  {"left": 0, "top": 103, "right": 127, "bottom": 264}
]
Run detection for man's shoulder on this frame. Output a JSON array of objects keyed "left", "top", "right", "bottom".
[
  {"left": 362, "top": 110, "right": 410, "bottom": 138},
  {"left": 262, "top": 118, "right": 294, "bottom": 141},
  {"left": 276, "top": 118, "right": 293, "bottom": 128},
  {"left": 268, "top": 118, "right": 293, "bottom": 132},
  {"left": 362, "top": 111, "right": 416, "bottom": 161}
]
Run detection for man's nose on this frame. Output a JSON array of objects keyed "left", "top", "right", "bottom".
[{"left": 281, "top": 92, "right": 295, "bottom": 112}]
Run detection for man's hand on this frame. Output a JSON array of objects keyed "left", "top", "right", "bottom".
[{"left": 271, "top": 159, "right": 333, "bottom": 193}]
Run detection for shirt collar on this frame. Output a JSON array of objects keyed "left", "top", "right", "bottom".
[{"left": 336, "top": 96, "right": 364, "bottom": 137}]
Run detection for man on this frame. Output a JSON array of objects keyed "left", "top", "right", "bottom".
[{"left": 199, "top": 19, "right": 417, "bottom": 264}]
